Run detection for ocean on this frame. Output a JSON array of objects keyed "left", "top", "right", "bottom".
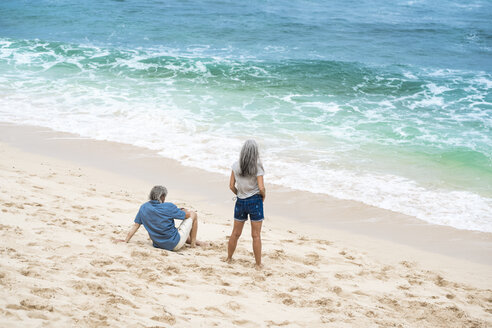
[{"left": 0, "top": 0, "right": 491, "bottom": 232}]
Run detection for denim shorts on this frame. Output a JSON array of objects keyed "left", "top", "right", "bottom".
[{"left": 234, "top": 194, "right": 264, "bottom": 222}]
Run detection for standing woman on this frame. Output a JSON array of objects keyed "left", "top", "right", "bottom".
[{"left": 227, "top": 139, "right": 266, "bottom": 269}]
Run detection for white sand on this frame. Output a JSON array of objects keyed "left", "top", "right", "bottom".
[{"left": 0, "top": 137, "right": 491, "bottom": 327}]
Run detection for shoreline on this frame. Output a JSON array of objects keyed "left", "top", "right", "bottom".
[
  {"left": 1, "top": 122, "right": 491, "bottom": 326},
  {"left": 1, "top": 122, "right": 491, "bottom": 266}
]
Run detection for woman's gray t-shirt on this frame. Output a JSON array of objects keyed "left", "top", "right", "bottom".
[{"left": 232, "top": 161, "right": 264, "bottom": 199}]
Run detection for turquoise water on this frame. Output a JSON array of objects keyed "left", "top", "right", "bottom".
[{"left": 0, "top": 0, "right": 491, "bottom": 231}]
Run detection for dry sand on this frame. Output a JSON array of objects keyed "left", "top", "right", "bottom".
[{"left": 0, "top": 126, "right": 491, "bottom": 327}]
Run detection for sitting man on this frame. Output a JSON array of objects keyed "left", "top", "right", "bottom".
[{"left": 120, "top": 185, "right": 200, "bottom": 250}]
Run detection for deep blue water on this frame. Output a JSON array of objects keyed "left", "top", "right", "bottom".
[{"left": 1, "top": 0, "right": 491, "bottom": 69}]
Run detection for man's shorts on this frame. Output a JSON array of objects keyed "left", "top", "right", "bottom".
[
  {"left": 234, "top": 194, "right": 264, "bottom": 222},
  {"left": 173, "top": 218, "right": 193, "bottom": 251}
]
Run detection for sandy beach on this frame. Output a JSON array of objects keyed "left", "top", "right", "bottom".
[
  {"left": 0, "top": 123, "right": 490, "bottom": 327},
  {"left": 2, "top": 0, "right": 491, "bottom": 325}
]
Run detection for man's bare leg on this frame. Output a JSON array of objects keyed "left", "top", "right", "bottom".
[
  {"left": 227, "top": 220, "right": 245, "bottom": 263},
  {"left": 251, "top": 220, "right": 263, "bottom": 270},
  {"left": 184, "top": 212, "right": 199, "bottom": 247}
]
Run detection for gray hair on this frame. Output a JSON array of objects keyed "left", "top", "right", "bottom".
[
  {"left": 149, "top": 185, "right": 168, "bottom": 202},
  {"left": 239, "top": 139, "right": 262, "bottom": 177}
]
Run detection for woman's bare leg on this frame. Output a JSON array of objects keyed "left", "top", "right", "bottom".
[
  {"left": 227, "top": 220, "right": 245, "bottom": 262},
  {"left": 251, "top": 220, "right": 263, "bottom": 269}
]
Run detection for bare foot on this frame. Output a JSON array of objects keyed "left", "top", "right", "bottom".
[
  {"left": 255, "top": 263, "right": 263, "bottom": 271},
  {"left": 195, "top": 240, "right": 207, "bottom": 247},
  {"left": 188, "top": 240, "right": 206, "bottom": 248}
]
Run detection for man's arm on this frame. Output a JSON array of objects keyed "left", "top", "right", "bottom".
[
  {"left": 122, "top": 223, "right": 140, "bottom": 243},
  {"left": 180, "top": 208, "right": 192, "bottom": 219}
]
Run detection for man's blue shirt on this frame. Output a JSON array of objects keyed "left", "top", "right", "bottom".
[{"left": 134, "top": 200, "right": 186, "bottom": 250}]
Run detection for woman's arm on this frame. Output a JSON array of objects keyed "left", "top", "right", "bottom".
[
  {"left": 257, "top": 175, "right": 266, "bottom": 202},
  {"left": 229, "top": 171, "right": 237, "bottom": 195}
]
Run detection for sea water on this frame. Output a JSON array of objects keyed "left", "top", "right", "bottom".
[{"left": 0, "top": 0, "right": 491, "bottom": 231}]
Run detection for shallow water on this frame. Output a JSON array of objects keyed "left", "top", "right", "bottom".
[{"left": 0, "top": 0, "right": 491, "bottom": 231}]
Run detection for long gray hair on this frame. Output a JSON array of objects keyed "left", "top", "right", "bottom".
[
  {"left": 239, "top": 139, "right": 263, "bottom": 177},
  {"left": 149, "top": 185, "right": 168, "bottom": 202}
]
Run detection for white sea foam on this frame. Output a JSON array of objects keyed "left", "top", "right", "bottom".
[
  {"left": 426, "top": 83, "right": 452, "bottom": 95},
  {"left": 403, "top": 71, "right": 417, "bottom": 79},
  {"left": 1, "top": 88, "right": 491, "bottom": 233},
  {"left": 300, "top": 102, "right": 341, "bottom": 113},
  {"left": 474, "top": 76, "right": 492, "bottom": 89},
  {"left": 1, "top": 38, "right": 491, "bottom": 233},
  {"left": 408, "top": 96, "right": 444, "bottom": 109}
]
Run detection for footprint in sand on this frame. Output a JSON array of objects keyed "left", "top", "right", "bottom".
[
  {"left": 107, "top": 293, "right": 138, "bottom": 309},
  {"left": 164, "top": 265, "right": 181, "bottom": 274},
  {"left": 253, "top": 274, "right": 266, "bottom": 282},
  {"left": 267, "top": 249, "right": 287, "bottom": 260},
  {"left": 399, "top": 260, "right": 415, "bottom": 269},
  {"left": 130, "top": 288, "right": 145, "bottom": 298},
  {"left": 3, "top": 202, "right": 24, "bottom": 210},
  {"left": 131, "top": 250, "right": 153, "bottom": 258},
  {"left": 137, "top": 268, "right": 159, "bottom": 282},
  {"left": 84, "top": 311, "right": 109, "bottom": 325},
  {"left": 365, "top": 310, "right": 378, "bottom": 318},
  {"left": 339, "top": 250, "right": 357, "bottom": 261},
  {"left": 217, "top": 288, "right": 242, "bottom": 296},
  {"left": 199, "top": 266, "right": 217, "bottom": 277},
  {"left": 235, "top": 258, "right": 253, "bottom": 268},
  {"left": 27, "top": 312, "right": 49, "bottom": 320},
  {"left": 227, "top": 301, "right": 241, "bottom": 311},
  {"left": 334, "top": 273, "right": 353, "bottom": 280},
  {"left": 232, "top": 319, "right": 255, "bottom": 327},
  {"left": 8, "top": 299, "right": 54, "bottom": 312},
  {"left": 331, "top": 286, "right": 343, "bottom": 295},
  {"left": 266, "top": 320, "right": 292, "bottom": 327},
  {"left": 397, "top": 284, "right": 411, "bottom": 291},
  {"left": 30, "top": 287, "right": 59, "bottom": 299},
  {"left": 205, "top": 306, "right": 226, "bottom": 315},
  {"left": 353, "top": 290, "right": 370, "bottom": 297},
  {"left": 205, "top": 241, "right": 225, "bottom": 252},
  {"left": 309, "top": 298, "right": 336, "bottom": 316},
  {"left": 295, "top": 270, "right": 315, "bottom": 279},
  {"left": 406, "top": 273, "right": 424, "bottom": 286},
  {"left": 150, "top": 309, "right": 176, "bottom": 325},
  {"left": 21, "top": 268, "right": 41, "bottom": 278},
  {"left": 23, "top": 202, "right": 42, "bottom": 208},
  {"left": 169, "top": 293, "right": 189, "bottom": 300},
  {"left": 309, "top": 238, "right": 333, "bottom": 247},
  {"left": 275, "top": 292, "right": 296, "bottom": 306},
  {"left": 372, "top": 266, "right": 392, "bottom": 281},
  {"left": 303, "top": 252, "right": 320, "bottom": 266},
  {"left": 434, "top": 274, "right": 450, "bottom": 287}
]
